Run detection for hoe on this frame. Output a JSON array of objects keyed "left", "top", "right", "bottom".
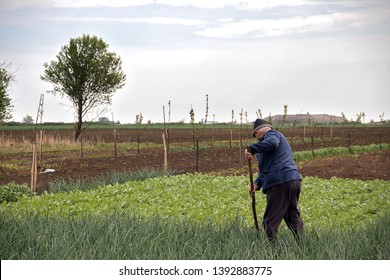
[{"left": 246, "top": 145, "right": 260, "bottom": 237}]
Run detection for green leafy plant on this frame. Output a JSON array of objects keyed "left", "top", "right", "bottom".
[
  {"left": 0, "top": 183, "right": 32, "bottom": 203},
  {"left": 1, "top": 174, "right": 389, "bottom": 260},
  {"left": 2, "top": 175, "right": 389, "bottom": 231}
]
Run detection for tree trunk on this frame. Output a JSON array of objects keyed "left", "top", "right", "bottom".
[
  {"left": 74, "top": 121, "right": 82, "bottom": 141},
  {"left": 74, "top": 103, "right": 83, "bottom": 141}
]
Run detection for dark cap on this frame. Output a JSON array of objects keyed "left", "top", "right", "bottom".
[{"left": 253, "top": 118, "right": 272, "bottom": 137}]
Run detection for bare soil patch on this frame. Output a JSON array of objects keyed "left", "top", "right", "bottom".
[{"left": 298, "top": 150, "right": 390, "bottom": 181}]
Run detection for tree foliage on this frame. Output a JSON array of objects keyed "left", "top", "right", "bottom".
[
  {"left": 22, "top": 114, "right": 34, "bottom": 124},
  {"left": 41, "top": 34, "right": 126, "bottom": 140},
  {"left": 0, "top": 61, "right": 15, "bottom": 124}
]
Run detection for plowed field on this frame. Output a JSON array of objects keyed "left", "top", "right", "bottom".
[{"left": 1, "top": 126, "right": 389, "bottom": 191}]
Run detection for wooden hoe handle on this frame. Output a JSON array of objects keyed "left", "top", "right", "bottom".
[{"left": 246, "top": 145, "right": 260, "bottom": 236}]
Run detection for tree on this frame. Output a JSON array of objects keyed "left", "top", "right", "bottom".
[
  {"left": 22, "top": 114, "right": 34, "bottom": 124},
  {"left": 0, "top": 61, "right": 15, "bottom": 124},
  {"left": 41, "top": 34, "right": 126, "bottom": 140},
  {"left": 98, "top": 117, "right": 110, "bottom": 123}
]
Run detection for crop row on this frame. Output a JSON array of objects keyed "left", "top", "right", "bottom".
[
  {"left": 1, "top": 174, "right": 389, "bottom": 260},
  {"left": 2, "top": 174, "right": 389, "bottom": 231}
]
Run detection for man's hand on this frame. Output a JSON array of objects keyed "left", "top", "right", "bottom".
[
  {"left": 248, "top": 184, "right": 256, "bottom": 197},
  {"left": 244, "top": 148, "right": 253, "bottom": 161}
]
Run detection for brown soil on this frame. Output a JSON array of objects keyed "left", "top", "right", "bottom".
[
  {"left": 298, "top": 150, "right": 390, "bottom": 181},
  {"left": 1, "top": 147, "right": 389, "bottom": 192},
  {"left": 1, "top": 126, "right": 389, "bottom": 191}
]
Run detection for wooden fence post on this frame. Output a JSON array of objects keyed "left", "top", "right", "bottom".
[
  {"left": 348, "top": 130, "right": 352, "bottom": 154},
  {"left": 31, "top": 143, "right": 38, "bottom": 192},
  {"left": 113, "top": 128, "right": 117, "bottom": 157},
  {"left": 230, "top": 129, "right": 233, "bottom": 148},
  {"left": 80, "top": 135, "right": 84, "bottom": 158},
  {"left": 330, "top": 126, "right": 334, "bottom": 142},
  {"left": 162, "top": 133, "right": 168, "bottom": 172},
  {"left": 37, "top": 130, "right": 43, "bottom": 163}
]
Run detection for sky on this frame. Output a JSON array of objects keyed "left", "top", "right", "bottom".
[{"left": 1, "top": 0, "right": 389, "bottom": 124}]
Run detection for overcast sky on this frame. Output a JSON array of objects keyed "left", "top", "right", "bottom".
[{"left": 1, "top": 0, "right": 389, "bottom": 123}]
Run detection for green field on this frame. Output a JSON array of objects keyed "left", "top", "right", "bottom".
[{"left": 1, "top": 174, "right": 389, "bottom": 259}]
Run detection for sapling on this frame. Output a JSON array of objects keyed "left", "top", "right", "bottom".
[
  {"left": 230, "top": 109, "right": 235, "bottom": 148},
  {"left": 268, "top": 113, "right": 272, "bottom": 126},
  {"left": 341, "top": 112, "right": 348, "bottom": 140},
  {"left": 31, "top": 94, "right": 44, "bottom": 192},
  {"left": 162, "top": 100, "right": 171, "bottom": 151},
  {"left": 239, "top": 109, "right": 243, "bottom": 167},
  {"left": 330, "top": 115, "right": 334, "bottom": 142},
  {"left": 189, "top": 94, "right": 209, "bottom": 172},
  {"left": 245, "top": 111, "right": 249, "bottom": 140},
  {"left": 291, "top": 116, "right": 297, "bottom": 150},
  {"left": 255, "top": 109, "right": 262, "bottom": 119},
  {"left": 379, "top": 112, "right": 385, "bottom": 149},
  {"left": 135, "top": 113, "right": 151, "bottom": 154},
  {"left": 278, "top": 104, "right": 288, "bottom": 130},
  {"left": 307, "top": 112, "right": 315, "bottom": 158},
  {"left": 211, "top": 114, "right": 215, "bottom": 147},
  {"left": 112, "top": 112, "right": 117, "bottom": 156}
]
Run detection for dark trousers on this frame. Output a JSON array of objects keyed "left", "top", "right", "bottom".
[{"left": 263, "top": 180, "right": 304, "bottom": 241}]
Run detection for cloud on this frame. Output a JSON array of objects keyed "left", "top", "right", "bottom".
[
  {"left": 0, "top": 0, "right": 314, "bottom": 11},
  {"left": 155, "top": 0, "right": 312, "bottom": 10},
  {"left": 49, "top": 16, "right": 204, "bottom": 26},
  {"left": 0, "top": 0, "right": 153, "bottom": 10},
  {"left": 195, "top": 10, "right": 390, "bottom": 38}
]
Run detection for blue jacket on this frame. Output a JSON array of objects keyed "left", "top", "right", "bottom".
[{"left": 248, "top": 129, "right": 301, "bottom": 194}]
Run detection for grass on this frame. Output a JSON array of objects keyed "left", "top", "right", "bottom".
[
  {"left": 46, "top": 167, "right": 174, "bottom": 194},
  {"left": 0, "top": 211, "right": 388, "bottom": 260},
  {"left": 293, "top": 143, "right": 389, "bottom": 162},
  {"left": 0, "top": 137, "right": 163, "bottom": 154}
]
